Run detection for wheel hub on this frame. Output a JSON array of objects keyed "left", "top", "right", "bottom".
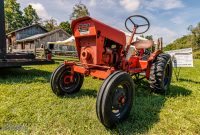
[
  {"left": 64, "top": 76, "right": 71, "bottom": 85},
  {"left": 61, "top": 71, "right": 77, "bottom": 89},
  {"left": 112, "top": 88, "right": 126, "bottom": 112},
  {"left": 118, "top": 95, "right": 125, "bottom": 104}
]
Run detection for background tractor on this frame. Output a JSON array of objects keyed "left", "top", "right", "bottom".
[{"left": 50, "top": 15, "right": 173, "bottom": 128}]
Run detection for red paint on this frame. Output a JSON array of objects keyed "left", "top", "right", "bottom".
[{"left": 61, "top": 16, "right": 162, "bottom": 80}]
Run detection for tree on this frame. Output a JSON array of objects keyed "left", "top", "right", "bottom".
[
  {"left": 23, "top": 5, "right": 40, "bottom": 26},
  {"left": 70, "top": 2, "right": 90, "bottom": 20},
  {"left": 59, "top": 21, "right": 72, "bottom": 35},
  {"left": 4, "top": 1, "right": 40, "bottom": 33},
  {"left": 190, "top": 23, "right": 200, "bottom": 48},
  {"left": 4, "top": 0, "right": 24, "bottom": 32},
  {"left": 140, "top": 35, "right": 153, "bottom": 40},
  {"left": 43, "top": 18, "right": 58, "bottom": 31},
  {"left": 164, "top": 22, "right": 200, "bottom": 58},
  {"left": 145, "top": 35, "right": 153, "bottom": 40}
]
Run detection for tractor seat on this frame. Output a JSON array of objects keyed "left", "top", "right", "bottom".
[{"left": 132, "top": 40, "right": 154, "bottom": 50}]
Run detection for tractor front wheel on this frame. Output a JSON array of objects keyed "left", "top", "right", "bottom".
[
  {"left": 96, "top": 71, "right": 135, "bottom": 128},
  {"left": 149, "top": 53, "right": 172, "bottom": 94},
  {"left": 50, "top": 64, "right": 84, "bottom": 96}
]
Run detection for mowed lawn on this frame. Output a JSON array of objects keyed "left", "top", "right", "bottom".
[{"left": 0, "top": 58, "right": 200, "bottom": 135}]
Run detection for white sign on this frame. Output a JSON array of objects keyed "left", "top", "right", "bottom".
[{"left": 166, "top": 48, "right": 193, "bottom": 67}]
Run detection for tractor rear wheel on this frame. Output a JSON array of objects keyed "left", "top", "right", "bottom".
[
  {"left": 96, "top": 71, "right": 135, "bottom": 128},
  {"left": 149, "top": 53, "right": 172, "bottom": 94},
  {"left": 50, "top": 64, "right": 84, "bottom": 96}
]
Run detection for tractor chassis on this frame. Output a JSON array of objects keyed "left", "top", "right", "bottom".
[{"left": 63, "top": 50, "right": 162, "bottom": 83}]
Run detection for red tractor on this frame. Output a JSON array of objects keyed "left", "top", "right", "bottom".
[{"left": 50, "top": 15, "right": 172, "bottom": 128}]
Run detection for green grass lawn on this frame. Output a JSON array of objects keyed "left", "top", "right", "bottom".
[{"left": 0, "top": 58, "right": 200, "bottom": 135}]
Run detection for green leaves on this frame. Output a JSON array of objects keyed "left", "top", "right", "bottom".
[
  {"left": 4, "top": 1, "right": 89, "bottom": 35},
  {"left": 42, "top": 18, "right": 58, "bottom": 32},
  {"left": 59, "top": 21, "right": 72, "bottom": 35},
  {"left": 23, "top": 5, "right": 40, "bottom": 26},
  {"left": 4, "top": 0, "right": 40, "bottom": 33},
  {"left": 5, "top": 0, "right": 24, "bottom": 32},
  {"left": 164, "top": 22, "right": 200, "bottom": 58},
  {"left": 191, "top": 23, "right": 200, "bottom": 48},
  {"left": 70, "top": 2, "right": 90, "bottom": 20}
]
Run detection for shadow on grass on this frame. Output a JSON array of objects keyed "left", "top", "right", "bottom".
[
  {"left": 110, "top": 83, "right": 191, "bottom": 135},
  {"left": 59, "top": 79, "right": 192, "bottom": 134},
  {"left": 62, "top": 89, "right": 97, "bottom": 99},
  {"left": 178, "top": 78, "right": 200, "bottom": 84},
  {"left": 0, "top": 68, "right": 51, "bottom": 84},
  {"left": 52, "top": 57, "right": 79, "bottom": 64},
  {"left": 167, "top": 84, "right": 192, "bottom": 97},
  {"left": 60, "top": 80, "right": 191, "bottom": 135}
]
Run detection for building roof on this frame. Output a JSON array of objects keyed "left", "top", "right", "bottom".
[
  {"left": 16, "top": 29, "right": 71, "bottom": 42},
  {"left": 7, "top": 24, "right": 48, "bottom": 35},
  {"left": 16, "top": 33, "right": 45, "bottom": 42}
]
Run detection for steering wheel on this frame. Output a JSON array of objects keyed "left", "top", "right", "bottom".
[{"left": 125, "top": 15, "right": 150, "bottom": 34}]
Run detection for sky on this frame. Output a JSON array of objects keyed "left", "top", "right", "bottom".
[{"left": 17, "top": 0, "right": 200, "bottom": 45}]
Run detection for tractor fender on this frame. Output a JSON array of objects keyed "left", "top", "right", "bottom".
[
  {"left": 146, "top": 50, "right": 163, "bottom": 79},
  {"left": 148, "top": 50, "right": 163, "bottom": 62}
]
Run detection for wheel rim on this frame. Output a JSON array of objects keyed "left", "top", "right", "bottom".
[
  {"left": 163, "top": 62, "right": 171, "bottom": 88},
  {"left": 111, "top": 81, "right": 131, "bottom": 118},
  {"left": 59, "top": 68, "right": 80, "bottom": 92}
]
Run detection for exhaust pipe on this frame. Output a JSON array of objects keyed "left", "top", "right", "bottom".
[{"left": 0, "top": 0, "right": 6, "bottom": 58}]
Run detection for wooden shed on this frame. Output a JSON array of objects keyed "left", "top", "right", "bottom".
[
  {"left": 6, "top": 24, "right": 48, "bottom": 50},
  {"left": 6, "top": 24, "right": 71, "bottom": 53},
  {"left": 16, "top": 29, "right": 71, "bottom": 51}
]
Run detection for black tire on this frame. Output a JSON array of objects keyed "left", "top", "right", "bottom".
[
  {"left": 96, "top": 71, "right": 135, "bottom": 128},
  {"left": 50, "top": 64, "right": 84, "bottom": 96},
  {"left": 149, "top": 53, "right": 173, "bottom": 94}
]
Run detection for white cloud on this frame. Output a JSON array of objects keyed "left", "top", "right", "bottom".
[
  {"left": 89, "top": 0, "right": 96, "bottom": 7},
  {"left": 17, "top": 0, "right": 188, "bottom": 44},
  {"left": 17, "top": 0, "right": 28, "bottom": 3},
  {"left": 170, "top": 16, "right": 184, "bottom": 24},
  {"left": 30, "top": 3, "right": 51, "bottom": 19},
  {"left": 146, "top": 0, "right": 184, "bottom": 10},
  {"left": 120, "top": 0, "right": 140, "bottom": 11},
  {"left": 112, "top": 0, "right": 184, "bottom": 11},
  {"left": 147, "top": 26, "right": 177, "bottom": 45}
]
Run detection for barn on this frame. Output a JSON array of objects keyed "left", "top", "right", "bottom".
[{"left": 6, "top": 24, "right": 71, "bottom": 52}]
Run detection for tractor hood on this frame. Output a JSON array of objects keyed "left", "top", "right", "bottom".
[{"left": 71, "top": 16, "right": 126, "bottom": 46}]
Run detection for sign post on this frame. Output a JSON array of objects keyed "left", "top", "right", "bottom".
[{"left": 166, "top": 48, "right": 193, "bottom": 81}]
